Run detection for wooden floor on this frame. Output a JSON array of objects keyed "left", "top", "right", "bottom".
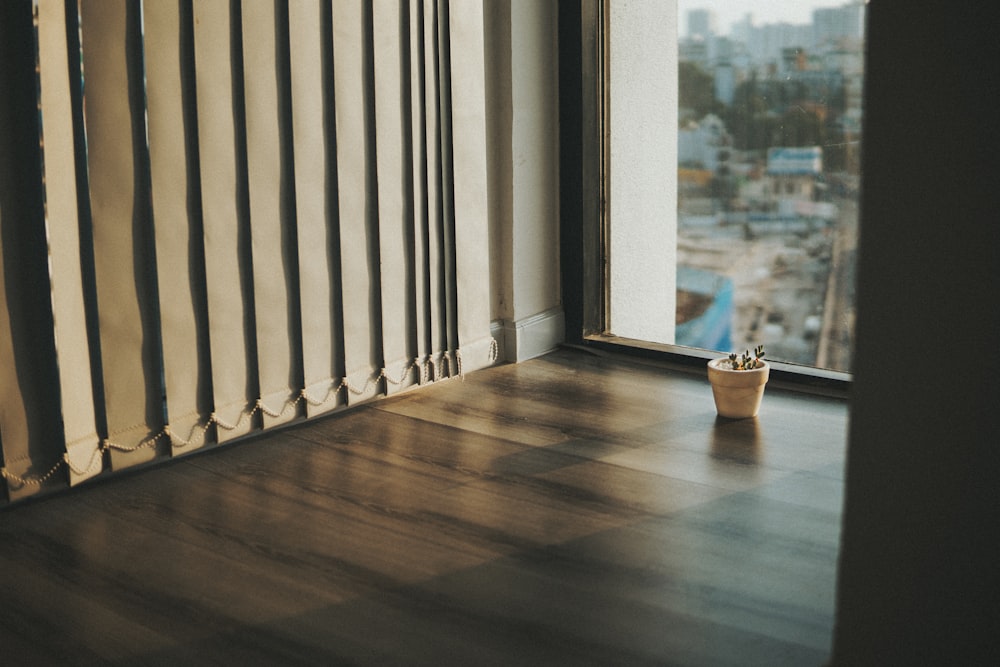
[{"left": 0, "top": 347, "right": 848, "bottom": 666}]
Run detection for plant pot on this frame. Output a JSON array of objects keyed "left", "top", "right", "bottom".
[{"left": 707, "top": 358, "right": 770, "bottom": 419}]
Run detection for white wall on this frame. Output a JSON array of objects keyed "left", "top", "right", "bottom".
[
  {"left": 608, "top": 0, "right": 678, "bottom": 344},
  {"left": 486, "top": 0, "right": 564, "bottom": 361},
  {"left": 486, "top": 0, "right": 679, "bottom": 356}
]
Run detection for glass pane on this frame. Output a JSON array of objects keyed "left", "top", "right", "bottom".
[{"left": 675, "top": 1, "right": 866, "bottom": 372}]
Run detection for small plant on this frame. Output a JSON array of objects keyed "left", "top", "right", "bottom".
[{"left": 727, "top": 345, "right": 765, "bottom": 370}]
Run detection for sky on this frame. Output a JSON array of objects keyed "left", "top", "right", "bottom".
[{"left": 678, "top": 1, "right": 847, "bottom": 37}]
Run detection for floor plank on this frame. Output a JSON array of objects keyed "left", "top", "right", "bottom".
[{"left": 0, "top": 347, "right": 847, "bottom": 666}]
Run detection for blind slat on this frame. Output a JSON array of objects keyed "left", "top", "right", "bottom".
[
  {"left": 373, "top": 0, "right": 417, "bottom": 393},
  {"left": 406, "top": 0, "right": 431, "bottom": 380},
  {"left": 448, "top": 0, "right": 495, "bottom": 373},
  {"left": 144, "top": 0, "right": 213, "bottom": 454},
  {"left": 289, "top": 0, "right": 345, "bottom": 416},
  {"left": 193, "top": 1, "right": 257, "bottom": 441},
  {"left": 3, "top": 0, "right": 89, "bottom": 500},
  {"left": 422, "top": 0, "right": 448, "bottom": 378},
  {"left": 243, "top": 0, "right": 302, "bottom": 428},
  {"left": 37, "top": 0, "right": 102, "bottom": 483},
  {"left": 332, "top": 0, "right": 380, "bottom": 402},
  {"left": 80, "top": 0, "right": 163, "bottom": 468}
]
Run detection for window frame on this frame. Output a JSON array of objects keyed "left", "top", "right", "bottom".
[{"left": 559, "top": 1, "right": 852, "bottom": 397}]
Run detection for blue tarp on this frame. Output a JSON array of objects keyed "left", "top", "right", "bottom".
[{"left": 676, "top": 266, "right": 733, "bottom": 352}]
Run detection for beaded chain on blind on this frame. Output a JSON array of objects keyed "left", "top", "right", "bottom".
[{"left": 1, "top": 341, "right": 498, "bottom": 490}]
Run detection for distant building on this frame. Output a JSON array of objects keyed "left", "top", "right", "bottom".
[
  {"left": 714, "top": 61, "right": 736, "bottom": 106},
  {"left": 687, "top": 8, "right": 717, "bottom": 40},
  {"left": 679, "top": 38, "right": 709, "bottom": 69},
  {"left": 731, "top": 14, "right": 754, "bottom": 45},
  {"left": 678, "top": 114, "right": 730, "bottom": 172},
  {"left": 745, "top": 22, "right": 812, "bottom": 66},
  {"left": 765, "top": 146, "right": 823, "bottom": 203},
  {"left": 813, "top": 2, "right": 866, "bottom": 50},
  {"left": 781, "top": 47, "right": 807, "bottom": 73}
]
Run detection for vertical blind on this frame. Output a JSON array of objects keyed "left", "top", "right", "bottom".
[{"left": 0, "top": 0, "right": 495, "bottom": 505}]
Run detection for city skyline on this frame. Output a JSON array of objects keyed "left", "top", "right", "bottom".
[{"left": 680, "top": 1, "right": 861, "bottom": 37}]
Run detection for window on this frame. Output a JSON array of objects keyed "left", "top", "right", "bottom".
[{"left": 598, "top": 1, "right": 865, "bottom": 375}]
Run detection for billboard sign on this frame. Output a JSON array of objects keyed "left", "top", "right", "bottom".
[{"left": 767, "top": 146, "right": 822, "bottom": 175}]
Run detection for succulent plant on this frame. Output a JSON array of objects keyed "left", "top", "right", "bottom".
[{"left": 727, "top": 344, "right": 765, "bottom": 370}]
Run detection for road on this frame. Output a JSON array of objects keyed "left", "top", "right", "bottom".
[
  {"left": 678, "top": 194, "right": 858, "bottom": 373},
  {"left": 816, "top": 196, "right": 857, "bottom": 372}
]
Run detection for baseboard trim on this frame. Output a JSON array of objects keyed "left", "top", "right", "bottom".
[{"left": 491, "top": 307, "right": 565, "bottom": 363}]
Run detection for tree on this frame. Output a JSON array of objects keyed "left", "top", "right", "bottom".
[
  {"left": 773, "top": 106, "right": 825, "bottom": 147},
  {"left": 726, "top": 74, "right": 768, "bottom": 150},
  {"left": 727, "top": 76, "right": 828, "bottom": 153},
  {"left": 678, "top": 61, "right": 722, "bottom": 122}
]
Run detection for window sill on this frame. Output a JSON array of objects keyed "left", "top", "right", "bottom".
[{"left": 577, "top": 333, "right": 852, "bottom": 400}]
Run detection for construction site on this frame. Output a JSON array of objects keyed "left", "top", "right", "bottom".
[{"left": 676, "top": 175, "right": 857, "bottom": 373}]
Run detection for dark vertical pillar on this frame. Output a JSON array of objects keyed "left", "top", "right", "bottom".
[{"left": 832, "top": 4, "right": 1000, "bottom": 665}]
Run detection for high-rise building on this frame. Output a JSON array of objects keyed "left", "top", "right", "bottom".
[
  {"left": 687, "top": 8, "right": 717, "bottom": 40},
  {"left": 813, "top": 2, "right": 865, "bottom": 50},
  {"left": 731, "top": 14, "right": 754, "bottom": 44}
]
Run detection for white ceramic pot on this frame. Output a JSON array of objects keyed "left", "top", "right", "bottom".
[{"left": 707, "top": 358, "right": 770, "bottom": 419}]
